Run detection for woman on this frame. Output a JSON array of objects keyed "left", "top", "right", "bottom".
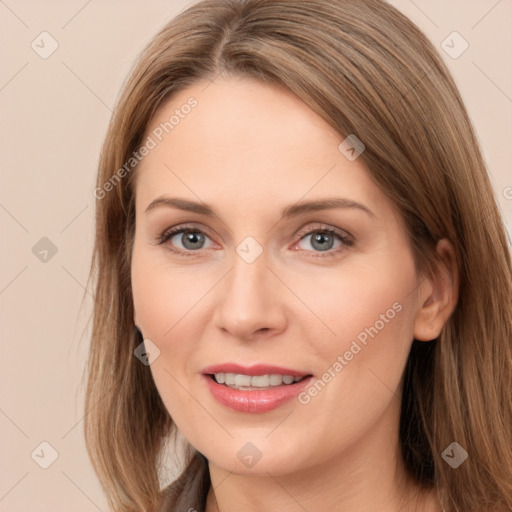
[{"left": 84, "top": 0, "right": 512, "bottom": 511}]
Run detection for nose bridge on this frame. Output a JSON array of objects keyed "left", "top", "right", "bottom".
[
  {"left": 230, "top": 248, "right": 267, "bottom": 300},
  {"left": 213, "top": 246, "right": 285, "bottom": 339}
]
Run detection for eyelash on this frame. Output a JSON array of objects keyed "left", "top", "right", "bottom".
[{"left": 157, "top": 223, "right": 354, "bottom": 258}]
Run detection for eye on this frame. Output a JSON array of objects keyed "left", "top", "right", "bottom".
[
  {"left": 158, "top": 224, "right": 214, "bottom": 256},
  {"left": 157, "top": 223, "right": 354, "bottom": 258},
  {"left": 292, "top": 225, "right": 354, "bottom": 257}
]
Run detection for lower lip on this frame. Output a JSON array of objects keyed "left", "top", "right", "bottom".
[{"left": 203, "top": 374, "right": 314, "bottom": 413}]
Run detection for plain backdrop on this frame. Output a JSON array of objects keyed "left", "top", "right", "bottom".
[{"left": 0, "top": 1, "right": 511, "bottom": 510}]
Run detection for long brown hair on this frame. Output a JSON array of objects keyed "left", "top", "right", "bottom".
[{"left": 84, "top": 0, "right": 512, "bottom": 510}]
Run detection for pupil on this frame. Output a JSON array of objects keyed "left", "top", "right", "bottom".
[
  {"left": 183, "top": 231, "right": 204, "bottom": 249},
  {"left": 312, "top": 233, "right": 333, "bottom": 251}
]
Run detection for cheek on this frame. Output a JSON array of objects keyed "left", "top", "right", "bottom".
[
  {"left": 131, "top": 246, "right": 222, "bottom": 412},
  {"left": 131, "top": 246, "right": 212, "bottom": 338},
  {"left": 131, "top": 250, "right": 205, "bottom": 421},
  {"left": 290, "top": 264, "right": 418, "bottom": 451},
  {"left": 290, "top": 257, "right": 419, "bottom": 431},
  {"left": 293, "top": 257, "right": 417, "bottom": 360}
]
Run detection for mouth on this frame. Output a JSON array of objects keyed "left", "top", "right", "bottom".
[
  {"left": 201, "top": 363, "right": 315, "bottom": 413},
  {"left": 207, "top": 372, "right": 312, "bottom": 390}
]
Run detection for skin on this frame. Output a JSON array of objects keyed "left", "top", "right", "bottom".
[{"left": 131, "top": 77, "right": 457, "bottom": 512}]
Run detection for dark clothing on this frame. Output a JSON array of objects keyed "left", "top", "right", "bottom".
[{"left": 158, "top": 452, "right": 210, "bottom": 512}]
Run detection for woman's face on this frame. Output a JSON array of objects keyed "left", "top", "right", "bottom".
[{"left": 131, "top": 77, "right": 431, "bottom": 476}]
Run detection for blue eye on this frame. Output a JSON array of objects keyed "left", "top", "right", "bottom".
[
  {"left": 158, "top": 223, "right": 353, "bottom": 258},
  {"left": 158, "top": 226, "right": 213, "bottom": 255},
  {"left": 293, "top": 226, "right": 353, "bottom": 257}
]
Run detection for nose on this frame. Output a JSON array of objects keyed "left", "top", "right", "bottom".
[{"left": 212, "top": 250, "right": 287, "bottom": 342}]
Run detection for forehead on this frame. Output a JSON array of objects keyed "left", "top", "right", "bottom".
[
  {"left": 141, "top": 77, "right": 339, "bottom": 166},
  {"left": 135, "top": 77, "right": 391, "bottom": 220}
]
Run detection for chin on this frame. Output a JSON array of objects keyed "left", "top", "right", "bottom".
[{"left": 205, "top": 441, "right": 310, "bottom": 478}]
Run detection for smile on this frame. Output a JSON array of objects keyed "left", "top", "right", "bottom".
[
  {"left": 202, "top": 374, "right": 314, "bottom": 413},
  {"left": 212, "top": 372, "right": 308, "bottom": 390}
]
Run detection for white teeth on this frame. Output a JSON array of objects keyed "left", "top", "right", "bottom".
[
  {"left": 213, "top": 372, "right": 306, "bottom": 389},
  {"left": 235, "top": 374, "right": 252, "bottom": 387},
  {"left": 251, "top": 375, "right": 269, "bottom": 387},
  {"left": 269, "top": 374, "right": 283, "bottom": 385}
]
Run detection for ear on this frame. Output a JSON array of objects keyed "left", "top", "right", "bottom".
[{"left": 413, "top": 238, "right": 459, "bottom": 342}]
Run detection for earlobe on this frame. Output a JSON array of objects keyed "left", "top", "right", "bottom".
[{"left": 413, "top": 238, "right": 459, "bottom": 342}]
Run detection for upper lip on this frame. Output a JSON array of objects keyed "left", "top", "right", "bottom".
[{"left": 202, "top": 363, "right": 312, "bottom": 377}]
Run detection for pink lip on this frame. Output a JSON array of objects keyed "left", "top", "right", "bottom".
[
  {"left": 203, "top": 375, "right": 314, "bottom": 413},
  {"left": 202, "top": 363, "right": 310, "bottom": 377}
]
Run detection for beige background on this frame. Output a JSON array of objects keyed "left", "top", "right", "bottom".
[{"left": 0, "top": 1, "right": 510, "bottom": 510}]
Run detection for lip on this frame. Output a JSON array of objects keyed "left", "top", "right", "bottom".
[
  {"left": 202, "top": 363, "right": 310, "bottom": 377},
  {"left": 201, "top": 365, "right": 315, "bottom": 413}
]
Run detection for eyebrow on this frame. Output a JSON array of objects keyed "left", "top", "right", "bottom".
[{"left": 144, "top": 196, "right": 375, "bottom": 219}]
